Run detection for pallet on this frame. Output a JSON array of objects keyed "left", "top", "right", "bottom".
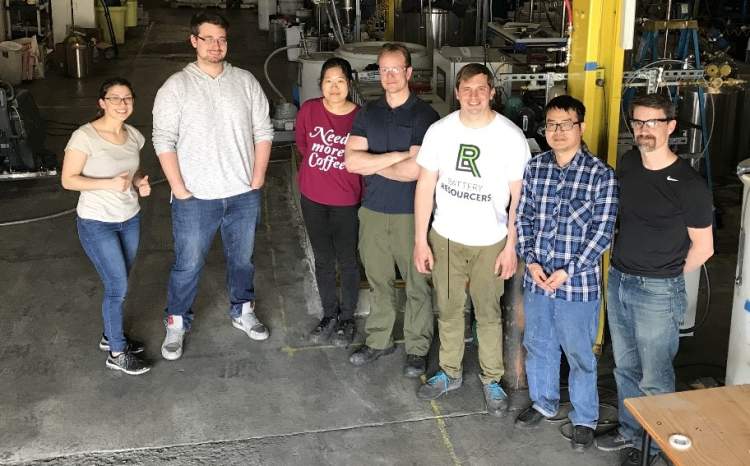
[{"left": 168, "top": 1, "right": 255, "bottom": 9}]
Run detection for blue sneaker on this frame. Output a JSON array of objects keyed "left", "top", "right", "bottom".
[
  {"left": 483, "top": 380, "right": 508, "bottom": 417},
  {"left": 417, "top": 370, "right": 462, "bottom": 401}
]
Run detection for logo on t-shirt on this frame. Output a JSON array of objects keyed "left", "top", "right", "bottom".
[
  {"left": 308, "top": 126, "right": 349, "bottom": 172},
  {"left": 455, "top": 144, "right": 481, "bottom": 178}
]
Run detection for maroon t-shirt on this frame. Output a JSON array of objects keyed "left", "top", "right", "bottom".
[{"left": 296, "top": 98, "right": 363, "bottom": 206}]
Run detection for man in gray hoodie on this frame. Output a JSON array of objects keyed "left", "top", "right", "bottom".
[{"left": 152, "top": 12, "right": 274, "bottom": 361}]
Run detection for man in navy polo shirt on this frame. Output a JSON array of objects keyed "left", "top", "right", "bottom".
[{"left": 344, "top": 43, "right": 440, "bottom": 377}]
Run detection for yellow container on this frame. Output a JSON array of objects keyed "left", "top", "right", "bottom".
[
  {"left": 95, "top": 6, "right": 127, "bottom": 44},
  {"left": 125, "top": 0, "right": 138, "bottom": 28}
]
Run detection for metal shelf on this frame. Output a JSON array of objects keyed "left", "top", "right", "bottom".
[{"left": 5, "top": 0, "right": 50, "bottom": 40}]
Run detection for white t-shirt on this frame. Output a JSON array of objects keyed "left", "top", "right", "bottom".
[
  {"left": 417, "top": 111, "right": 531, "bottom": 246},
  {"left": 66, "top": 123, "right": 145, "bottom": 222}
]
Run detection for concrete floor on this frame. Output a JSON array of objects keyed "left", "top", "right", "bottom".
[{"left": 0, "top": 1, "right": 740, "bottom": 464}]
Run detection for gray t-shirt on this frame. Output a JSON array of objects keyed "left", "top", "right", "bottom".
[{"left": 66, "top": 123, "right": 146, "bottom": 222}]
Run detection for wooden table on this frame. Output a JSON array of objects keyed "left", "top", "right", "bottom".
[{"left": 624, "top": 384, "right": 750, "bottom": 466}]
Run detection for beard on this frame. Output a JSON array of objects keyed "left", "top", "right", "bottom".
[{"left": 636, "top": 135, "right": 656, "bottom": 152}]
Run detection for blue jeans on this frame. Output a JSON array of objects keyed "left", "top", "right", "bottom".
[
  {"left": 77, "top": 214, "right": 141, "bottom": 353},
  {"left": 606, "top": 266, "right": 687, "bottom": 454},
  {"left": 523, "top": 290, "right": 600, "bottom": 428},
  {"left": 166, "top": 190, "right": 261, "bottom": 330}
]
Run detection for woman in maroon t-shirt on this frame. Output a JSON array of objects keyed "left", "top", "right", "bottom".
[{"left": 296, "top": 57, "right": 363, "bottom": 347}]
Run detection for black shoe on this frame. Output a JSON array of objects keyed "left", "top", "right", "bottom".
[
  {"left": 99, "top": 334, "right": 145, "bottom": 354},
  {"left": 309, "top": 316, "right": 337, "bottom": 344},
  {"left": 515, "top": 407, "right": 546, "bottom": 429},
  {"left": 621, "top": 449, "right": 661, "bottom": 466},
  {"left": 349, "top": 344, "right": 395, "bottom": 366},
  {"left": 331, "top": 319, "right": 355, "bottom": 347},
  {"left": 106, "top": 352, "right": 151, "bottom": 375},
  {"left": 571, "top": 425, "right": 594, "bottom": 452},
  {"left": 404, "top": 354, "right": 427, "bottom": 378}
]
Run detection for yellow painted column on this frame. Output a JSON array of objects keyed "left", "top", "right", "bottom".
[{"left": 567, "top": 0, "right": 626, "bottom": 353}]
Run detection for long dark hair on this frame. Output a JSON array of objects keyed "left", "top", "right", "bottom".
[
  {"left": 93, "top": 77, "right": 136, "bottom": 121},
  {"left": 319, "top": 57, "right": 354, "bottom": 98}
]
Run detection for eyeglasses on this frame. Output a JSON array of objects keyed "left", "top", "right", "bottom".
[
  {"left": 379, "top": 67, "right": 406, "bottom": 75},
  {"left": 544, "top": 121, "right": 580, "bottom": 132},
  {"left": 103, "top": 96, "right": 134, "bottom": 105},
  {"left": 629, "top": 118, "right": 669, "bottom": 129},
  {"left": 194, "top": 35, "right": 228, "bottom": 46}
]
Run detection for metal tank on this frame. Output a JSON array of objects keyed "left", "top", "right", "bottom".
[
  {"left": 395, "top": 6, "right": 476, "bottom": 48},
  {"left": 679, "top": 86, "right": 748, "bottom": 179}
]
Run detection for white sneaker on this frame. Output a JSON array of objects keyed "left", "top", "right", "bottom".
[
  {"left": 162, "top": 315, "right": 185, "bottom": 360},
  {"left": 232, "top": 302, "right": 269, "bottom": 340}
]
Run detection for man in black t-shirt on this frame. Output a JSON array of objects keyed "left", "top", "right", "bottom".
[{"left": 593, "top": 94, "right": 714, "bottom": 465}]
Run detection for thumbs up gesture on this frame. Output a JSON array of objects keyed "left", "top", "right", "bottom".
[
  {"left": 111, "top": 171, "right": 130, "bottom": 192},
  {"left": 138, "top": 175, "right": 151, "bottom": 197}
]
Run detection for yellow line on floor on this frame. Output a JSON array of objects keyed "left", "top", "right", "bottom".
[
  {"left": 137, "top": 21, "right": 155, "bottom": 59},
  {"left": 424, "top": 375, "right": 462, "bottom": 466},
  {"left": 262, "top": 189, "right": 288, "bottom": 336}
]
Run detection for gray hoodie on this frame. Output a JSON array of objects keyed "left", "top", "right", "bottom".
[{"left": 152, "top": 62, "right": 274, "bottom": 200}]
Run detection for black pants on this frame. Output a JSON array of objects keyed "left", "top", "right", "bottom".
[{"left": 300, "top": 194, "right": 360, "bottom": 321}]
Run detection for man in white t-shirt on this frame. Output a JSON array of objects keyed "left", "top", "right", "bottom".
[{"left": 413, "top": 63, "right": 531, "bottom": 416}]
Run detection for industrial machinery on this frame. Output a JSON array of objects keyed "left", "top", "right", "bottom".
[
  {"left": 431, "top": 46, "right": 513, "bottom": 117},
  {"left": 0, "top": 82, "right": 56, "bottom": 180}
]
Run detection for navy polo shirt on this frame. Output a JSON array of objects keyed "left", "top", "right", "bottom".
[{"left": 350, "top": 91, "right": 440, "bottom": 214}]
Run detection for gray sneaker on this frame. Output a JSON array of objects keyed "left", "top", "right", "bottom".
[
  {"left": 595, "top": 429, "right": 635, "bottom": 452},
  {"left": 232, "top": 302, "right": 269, "bottom": 340},
  {"left": 483, "top": 380, "right": 508, "bottom": 417},
  {"left": 106, "top": 352, "right": 151, "bottom": 375},
  {"left": 417, "top": 370, "right": 462, "bottom": 401},
  {"left": 162, "top": 315, "right": 185, "bottom": 361}
]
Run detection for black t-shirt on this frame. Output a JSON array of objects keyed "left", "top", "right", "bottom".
[
  {"left": 350, "top": 92, "right": 440, "bottom": 214},
  {"left": 611, "top": 149, "right": 713, "bottom": 278}
]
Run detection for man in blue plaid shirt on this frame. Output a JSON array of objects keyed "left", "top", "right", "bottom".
[{"left": 514, "top": 96, "right": 619, "bottom": 452}]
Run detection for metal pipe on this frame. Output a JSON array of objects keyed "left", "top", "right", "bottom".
[
  {"left": 264, "top": 45, "right": 299, "bottom": 102},
  {"left": 664, "top": 0, "right": 673, "bottom": 58},
  {"left": 355, "top": 0, "right": 361, "bottom": 42}
]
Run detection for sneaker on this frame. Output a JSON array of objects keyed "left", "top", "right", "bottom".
[
  {"left": 483, "top": 381, "right": 508, "bottom": 417},
  {"left": 106, "top": 352, "right": 151, "bottom": 375},
  {"left": 571, "top": 425, "right": 595, "bottom": 452},
  {"left": 595, "top": 429, "right": 635, "bottom": 452},
  {"left": 404, "top": 354, "right": 427, "bottom": 378},
  {"left": 162, "top": 315, "right": 185, "bottom": 361},
  {"left": 417, "top": 370, "right": 462, "bottom": 401},
  {"left": 232, "top": 301, "right": 269, "bottom": 341},
  {"left": 99, "top": 334, "right": 145, "bottom": 354},
  {"left": 515, "top": 407, "right": 546, "bottom": 428},
  {"left": 309, "top": 316, "right": 337, "bottom": 344},
  {"left": 331, "top": 319, "right": 355, "bottom": 347},
  {"left": 349, "top": 344, "right": 395, "bottom": 366}
]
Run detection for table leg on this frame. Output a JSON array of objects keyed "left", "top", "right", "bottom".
[{"left": 640, "top": 434, "right": 652, "bottom": 466}]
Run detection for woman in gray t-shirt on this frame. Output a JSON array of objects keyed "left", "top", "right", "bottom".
[{"left": 61, "top": 77, "right": 151, "bottom": 375}]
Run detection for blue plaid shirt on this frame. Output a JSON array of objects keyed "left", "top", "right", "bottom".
[{"left": 515, "top": 148, "right": 619, "bottom": 302}]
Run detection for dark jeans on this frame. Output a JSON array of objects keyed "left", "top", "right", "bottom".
[
  {"left": 167, "top": 190, "right": 261, "bottom": 330},
  {"left": 77, "top": 213, "right": 140, "bottom": 353},
  {"left": 300, "top": 194, "right": 360, "bottom": 321}
]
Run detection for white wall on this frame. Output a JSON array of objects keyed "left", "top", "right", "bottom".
[
  {"left": 51, "top": 0, "right": 97, "bottom": 44},
  {"left": 73, "top": 0, "right": 96, "bottom": 28},
  {"left": 51, "top": 0, "right": 72, "bottom": 43}
]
